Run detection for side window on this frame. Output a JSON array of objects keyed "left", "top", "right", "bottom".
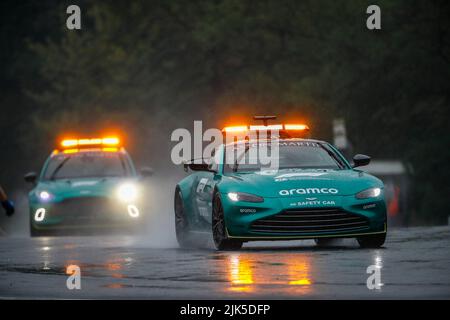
[{"left": 208, "top": 148, "right": 219, "bottom": 172}]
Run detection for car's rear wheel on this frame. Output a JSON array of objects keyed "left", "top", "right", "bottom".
[
  {"left": 174, "top": 189, "right": 196, "bottom": 248},
  {"left": 357, "top": 233, "right": 386, "bottom": 248},
  {"left": 212, "top": 192, "right": 243, "bottom": 251}
]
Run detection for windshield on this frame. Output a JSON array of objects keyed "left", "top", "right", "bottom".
[
  {"left": 43, "top": 151, "right": 131, "bottom": 180},
  {"left": 224, "top": 141, "right": 347, "bottom": 173}
]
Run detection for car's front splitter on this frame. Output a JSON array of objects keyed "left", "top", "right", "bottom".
[
  {"left": 221, "top": 193, "right": 387, "bottom": 240},
  {"left": 29, "top": 201, "right": 142, "bottom": 230}
]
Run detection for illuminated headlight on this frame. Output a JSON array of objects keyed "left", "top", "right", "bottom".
[
  {"left": 356, "top": 187, "right": 381, "bottom": 199},
  {"left": 38, "top": 191, "right": 53, "bottom": 202},
  {"left": 117, "top": 183, "right": 138, "bottom": 203},
  {"left": 228, "top": 192, "right": 264, "bottom": 203}
]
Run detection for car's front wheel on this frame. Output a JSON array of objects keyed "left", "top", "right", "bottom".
[
  {"left": 212, "top": 192, "right": 243, "bottom": 251},
  {"left": 357, "top": 233, "right": 386, "bottom": 248}
]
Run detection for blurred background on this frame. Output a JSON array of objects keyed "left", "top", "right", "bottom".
[{"left": 0, "top": 0, "right": 449, "bottom": 231}]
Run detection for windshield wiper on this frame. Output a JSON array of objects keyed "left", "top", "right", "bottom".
[
  {"left": 49, "top": 157, "right": 71, "bottom": 180},
  {"left": 232, "top": 145, "right": 250, "bottom": 172}
]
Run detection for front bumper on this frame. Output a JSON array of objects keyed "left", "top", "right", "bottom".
[
  {"left": 29, "top": 196, "right": 141, "bottom": 230},
  {"left": 221, "top": 194, "right": 387, "bottom": 240}
]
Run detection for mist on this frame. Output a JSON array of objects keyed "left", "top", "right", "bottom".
[{"left": 0, "top": 153, "right": 188, "bottom": 250}]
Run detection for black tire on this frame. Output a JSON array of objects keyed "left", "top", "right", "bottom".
[
  {"left": 314, "top": 238, "right": 336, "bottom": 247},
  {"left": 357, "top": 233, "right": 386, "bottom": 248},
  {"left": 174, "top": 189, "right": 195, "bottom": 248},
  {"left": 212, "top": 192, "right": 243, "bottom": 251}
]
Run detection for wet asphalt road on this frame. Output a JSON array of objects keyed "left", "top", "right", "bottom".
[{"left": 0, "top": 226, "right": 449, "bottom": 299}]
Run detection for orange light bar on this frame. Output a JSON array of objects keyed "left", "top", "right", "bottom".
[
  {"left": 222, "top": 126, "right": 248, "bottom": 133},
  {"left": 284, "top": 124, "right": 309, "bottom": 131},
  {"left": 249, "top": 124, "right": 283, "bottom": 131},
  {"left": 78, "top": 138, "right": 102, "bottom": 146},
  {"left": 223, "top": 123, "right": 310, "bottom": 134},
  {"left": 63, "top": 149, "right": 79, "bottom": 154},
  {"left": 61, "top": 140, "right": 78, "bottom": 148},
  {"left": 60, "top": 137, "right": 120, "bottom": 149},
  {"left": 102, "top": 137, "right": 120, "bottom": 145}
]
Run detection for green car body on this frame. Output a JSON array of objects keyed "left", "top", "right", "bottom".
[
  {"left": 27, "top": 148, "right": 143, "bottom": 236},
  {"left": 175, "top": 138, "right": 387, "bottom": 250}
]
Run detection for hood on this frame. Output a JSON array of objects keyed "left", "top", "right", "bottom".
[
  {"left": 222, "top": 168, "right": 383, "bottom": 197},
  {"left": 34, "top": 177, "right": 133, "bottom": 200}
]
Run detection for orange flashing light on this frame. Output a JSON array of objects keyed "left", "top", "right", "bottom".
[
  {"left": 223, "top": 123, "right": 309, "bottom": 132},
  {"left": 63, "top": 149, "right": 79, "bottom": 154},
  {"left": 284, "top": 124, "right": 309, "bottom": 131},
  {"left": 60, "top": 137, "right": 120, "bottom": 149},
  {"left": 222, "top": 126, "right": 248, "bottom": 133},
  {"left": 102, "top": 137, "right": 120, "bottom": 145},
  {"left": 249, "top": 124, "right": 283, "bottom": 131}
]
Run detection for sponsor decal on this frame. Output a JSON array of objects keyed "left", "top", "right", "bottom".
[
  {"left": 255, "top": 170, "right": 278, "bottom": 176},
  {"left": 279, "top": 188, "right": 339, "bottom": 196},
  {"left": 290, "top": 200, "right": 336, "bottom": 206},
  {"left": 196, "top": 178, "right": 208, "bottom": 193},
  {"left": 274, "top": 172, "right": 328, "bottom": 181},
  {"left": 240, "top": 208, "right": 257, "bottom": 213},
  {"left": 72, "top": 181, "right": 98, "bottom": 187},
  {"left": 255, "top": 141, "right": 320, "bottom": 148},
  {"left": 198, "top": 207, "right": 209, "bottom": 218}
]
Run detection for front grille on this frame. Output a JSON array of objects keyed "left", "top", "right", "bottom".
[
  {"left": 250, "top": 208, "right": 369, "bottom": 234},
  {"left": 50, "top": 197, "right": 115, "bottom": 223}
]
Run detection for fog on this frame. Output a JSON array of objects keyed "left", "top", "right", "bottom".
[{"left": 0, "top": 159, "right": 189, "bottom": 249}]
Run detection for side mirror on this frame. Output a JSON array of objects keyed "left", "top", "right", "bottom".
[
  {"left": 24, "top": 172, "right": 38, "bottom": 184},
  {"left": 140, "top": 167, "right": 154, "bottom": 178},
  {"left": 352, "top": 154, "right": 371, "bottom": 168},
  {"left": 185, "top": 163, "right": 216, "bottom": 173}
]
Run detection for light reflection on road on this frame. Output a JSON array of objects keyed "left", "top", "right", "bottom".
[
  {"left": 4, "top": 227, "right": 445, "bottom": 298},
  {"left": 225, "top": 253, "right": 313, "bottom": 295}
]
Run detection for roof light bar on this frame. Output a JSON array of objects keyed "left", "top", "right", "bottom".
[
  {"left": 249, "top": 124, "right": 283, "bottom": 131},
  {"left": 223, "top": 124, "right": 309, "bottom": 132},
  {"left": 60, "top": 137, "right": 120, "bottom": 149},
  {"left": 222, "top": 126, "right": 249, "bottom": 133},
  {"left": 284, "top": 124, "right": 309, "bottom": 131}
]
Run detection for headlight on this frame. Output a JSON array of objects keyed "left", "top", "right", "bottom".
[
  {"left": 228, "top": 192, "right": 264, "bottom": 203},
  {"left": 38, "top": 191, "right": 52, "bottom": 202},
  {"left": 117, "top": 183, "right": 138, "bottom": 203},
  {"left": 356, "top": 187, "right": 381, "bottom": 199}
]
